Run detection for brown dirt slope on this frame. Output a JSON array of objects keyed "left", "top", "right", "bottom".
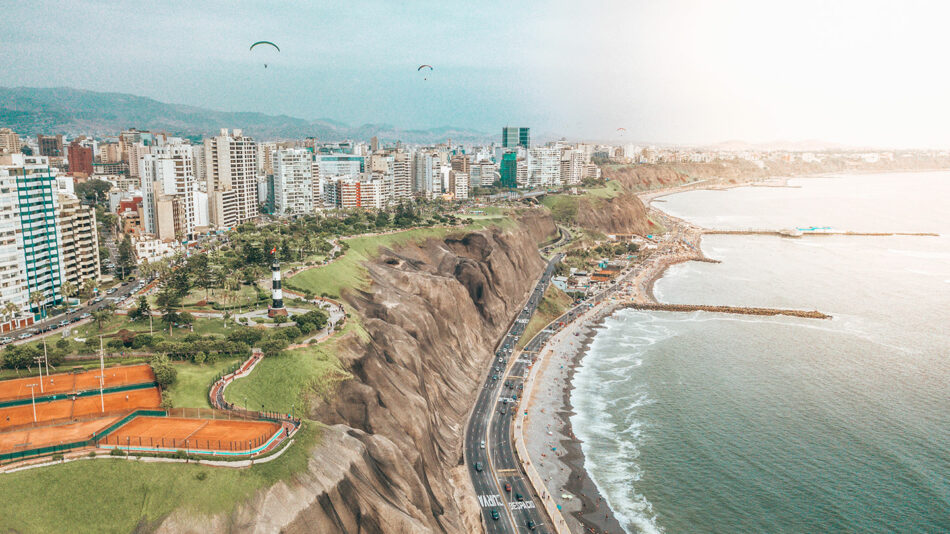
[{"left": 575, "top": 193, "right": 652, "bottom": 235}]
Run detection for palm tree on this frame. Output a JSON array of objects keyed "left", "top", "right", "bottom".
[
  {"left": 82, "top": 278, "right": 99, "bottom": 300},
  {"left": 60, "top": 281, "right": 77, "bottom": 312},
  {"left": 92, "top": 307, "right": 113, "bottom": 330},
  {"left": 29, "top": 292, "right": 46, "bottom": 319},
  {"left": 3, "top": 302, "right": 19, "bottom": 324}
]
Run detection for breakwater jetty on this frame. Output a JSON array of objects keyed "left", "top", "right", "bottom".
[
  {"left": 627, "top": 302, "right": 831, "bottom": 319},
  {"left": 704, "top": 229, "right": 939, "bottom": 238}
]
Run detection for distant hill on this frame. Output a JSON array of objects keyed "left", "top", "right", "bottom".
[{"left": 0, "top": 86, "right": 492, "bottom": 144}]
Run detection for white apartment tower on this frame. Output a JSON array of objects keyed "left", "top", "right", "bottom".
[
  {"left": 204, "top": 129, "right": 259, "bottom": 229},
  {"left": 528, "top": 147, "right": 562, "bottom": 188},
  {"left": 273, "top": 148, "right": 313, "bottom": 216},
  {"left": 392, "top": 152, "right": 411, "bottom": 200},
  {"left": 139, "top": 144, "right": 197, "bottom": 240}
]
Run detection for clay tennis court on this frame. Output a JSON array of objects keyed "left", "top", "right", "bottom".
[
  {"left": 0, "top": 387, "right": 161, "bottom": 430},
  {"left": 0, "top": 364, "right": 155, "bottom": 403},
  {"left": 0, "top": 417, "right": 119, "bottom": 453},
  {"left": 101, "top": 416, "right": 283, "bottom": 452}
]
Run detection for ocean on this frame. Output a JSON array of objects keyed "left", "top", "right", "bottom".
[{"left": 570, "top": 172, "right": 950, "bottom": 533}]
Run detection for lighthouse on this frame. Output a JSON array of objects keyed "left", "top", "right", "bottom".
[{"left": 268, "top": 253, "right": 288, "bottom": 317}]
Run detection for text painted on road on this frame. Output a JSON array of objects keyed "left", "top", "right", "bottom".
[
  {"left": 478, "top": 494, "right": 505, "bottom": 507},
  {"left": 508, "top": 501, "right": 536, "bottom": 510}
]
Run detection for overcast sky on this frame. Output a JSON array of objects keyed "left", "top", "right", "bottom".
[{"left": 4, "top": 0, "right": 950, "bottom": 146}]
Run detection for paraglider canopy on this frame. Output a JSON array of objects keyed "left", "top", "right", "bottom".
[
  {"left": 418, "top": 64, "right": 433, "bottom": 80},
  {"left": 617, "top": 127, "right": 627, "bottom": 136},
  {"left": 250, "top": 41, "right": 280, "bottom": 52},
  {"left": 250, "top": 41, "right": 280, "bottom": 68}
]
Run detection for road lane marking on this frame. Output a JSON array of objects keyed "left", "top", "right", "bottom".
[{"left": 478, "top": 494, "right": 505, "bottom": 508}]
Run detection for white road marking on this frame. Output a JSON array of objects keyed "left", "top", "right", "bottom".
[{"left": 478, "top": 494, "right": 505, "bottom": 507}]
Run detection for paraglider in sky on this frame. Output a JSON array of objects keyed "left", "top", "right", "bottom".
[
  {"left": 418, "top": 64, "right": 433, "bottom": 80},
  {"left": 250, "top": 41, "right": 280, "bottom": 68},
  {"left": 617, "top": 127, "right": 627, "bottom": 136}
]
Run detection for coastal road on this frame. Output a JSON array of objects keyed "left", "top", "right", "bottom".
[{"left": 466, "top": 253, "right": 562, "bottom": 534}]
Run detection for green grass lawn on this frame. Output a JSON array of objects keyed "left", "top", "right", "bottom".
[
  {"left": 582, "top": 179, "right": 624, "bottom": 199},
  {"left": 178, "top": 284, "right": 263, "bottom": 308},
  {"left": 72, "top": 314, "right": 230, "bottom": 342},
  {"left": 286, "top": 227, "right": 457, "bottom": 298},
  {"left": 0, "top": 421, "right": 321, "bottom": 534},
  {"left": 224, "top": 321, "right": 362, "bottom": 415},
  {"left": 541, "top": 194, "right": 580, "bottom": 224},
  {"left": 518, "top": 284, "right": 574, "bottom": 349},
  {"left": 166, "top": 359, "right": 239, "bottom": 409},
  {"left": 286, "top": 219, "right": 517, "bottom": 300}
]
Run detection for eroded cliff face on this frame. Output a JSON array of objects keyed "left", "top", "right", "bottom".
[
  {"left": 575, "top": 193, "right": 652, "bottom": 235},
  {"left": 157, "top": 215, "right": 555, "bottom": 534}
]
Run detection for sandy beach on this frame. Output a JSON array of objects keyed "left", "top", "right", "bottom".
[{"left": 523, "top": 303, "right": 626, "bottom": 534}]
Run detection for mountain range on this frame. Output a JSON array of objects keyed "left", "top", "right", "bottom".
[{"left": 0, "top": 86, "right": 492, "bottom": 144}]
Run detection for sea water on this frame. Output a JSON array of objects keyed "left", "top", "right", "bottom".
[{"left": 571, "top": 172, "right": 950, "bottom": 533}]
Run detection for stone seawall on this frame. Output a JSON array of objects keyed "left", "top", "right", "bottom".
[{"left": 628, "top": 302, "right": 831, "bottom": 319}]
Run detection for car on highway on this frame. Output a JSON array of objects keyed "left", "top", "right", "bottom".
[
  {"left": 480, "top": 440, "right": 485, "bottom": 449},
  {"left": 504, "top": 483, "right": 511, "bottom": 492},
  {"left": 57, "top": 320, "right": 69, "bottom": 327},
  {"left": 474, "top": 462, "right": 483, "bottom": 472},
  {"left": 80, "top": 313, "right": 91, "bottom": 319},
  {"left": 499, "top": 407, "right": 506, "bottom": 415},
  {"left": 106, "top": 287, "right": 117, "bottom": 294},
  {"left": 492, "top": 375, "right": 498, "bottom": 381},
  {"left": 515, "top": 492, "right": 524, "bottom": 501},
  {"left": 527, "top": 519, "right": 536, "bottom": 530},
  {"left": 17, "top": 333, "right": 31, "bottom": 340},
  {"left": 490, "top": 509, "right": 500, "bottom": 521}
]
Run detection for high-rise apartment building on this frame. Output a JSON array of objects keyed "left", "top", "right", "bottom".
[
  {"left": 0, "top": 128, "right": 20, "bottom": 155},
  {"left": 257, "top": 142, "right": 277, "bottom": 175},
  {"left": 502, "top": 127, "right": 530, "bottom": 149},
  {"left": 139, "top": 145, "right": 197, "bottom": 240},
  {"left": 499, "top": 152, "right": 519, "bottom": 188},
  {"left": 528, "top": 147, "right": 562, "bottom": 187},
  {"left": 127, "top": 143, "right": 151, "bottom": 177},
  {"left": 411, "top": 151, "right": 435, "bottom": 195},
  {"left": 392, "top": 152, "right": 411, "bottom": 201},
  {"left": 56, "top": 193, "right": 100, "bottom": 288},
  {"left": 0, "top": 165, "right": 29, "bottom": 331},
  {"left": 204, "top": 129, "right": 259, "bottom": 229},
  {"left": 273, "top": 148, "right": 313, "bottom": 216},
  {"left": 67, "top": 141, "right": 94, "bottom": 176},
  {"left": 4, "top": 155, "right": 64, "bottom": 316},
  {"left": 37, "top": 135, "right": 64, "bottom": 158},
  {"left": 449, "top": 171, "right": 469, "bottom": 199},
  {"left": 470, "top": 161, "right": 496, "bottom": 188}
]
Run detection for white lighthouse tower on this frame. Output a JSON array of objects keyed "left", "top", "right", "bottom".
[{"left": 268, "top": 256, "right": 288, "bottom": 317}]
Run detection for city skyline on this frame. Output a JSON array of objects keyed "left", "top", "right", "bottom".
[{"left": 5, "top": 1, "right": 950, "bottom": 147}]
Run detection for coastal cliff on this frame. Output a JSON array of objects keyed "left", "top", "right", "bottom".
[
  {"left": 156, "top": 215, "right": 556, "bottom": 533},
  {"left": 574, "top": 192, "right": 653, "bottom": 235}
]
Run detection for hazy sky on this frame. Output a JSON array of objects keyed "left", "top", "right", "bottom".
[{"left": 4, "top": 0, "right": 950, "bottom": 146}]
